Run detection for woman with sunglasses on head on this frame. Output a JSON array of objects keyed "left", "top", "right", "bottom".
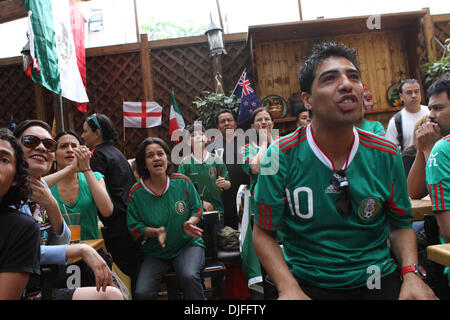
[
  {"left": 82, "top": 113, "right": 140, "bottom": 292},
  {"left": 14, "top": 120, "right": 123, "bottom": 300},
  {"left": 128, "top": 137, "right": 205, "bottom": 300},
  {"left": 0, "top": 132, "right": 40, "bottom": 300}
]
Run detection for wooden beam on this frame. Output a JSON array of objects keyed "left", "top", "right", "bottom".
[
  {"left": 422, "top": 7, "right": 437, "bottom": 61},
  {"left": 33, "top": 83, "right": 46, "bottom": 122},
  {"left": 0, "top": 0, "right": 26, "bottom": 25},
  {"left": 139, "top": 33, "right": 157, "bottom": 137},
  {"left": 431, "top": 13, "right": 450, "bottom": 23}
]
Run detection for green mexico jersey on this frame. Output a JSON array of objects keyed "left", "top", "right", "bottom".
[
  {"left": 127, "top": 174, "right": 205, "bottom": 259},
  {"left": 426, "top": 135, "right": 450, "bottom": 212},
  {"left": 177, "top": 152, "right": 229, "bottom": 216},
  {"left": 254, "top": 125, "right": 413, "bottom": 289},
  {"left": 425, "top": 135, "right": 450, "bottom": 285},
  {"left": 356, "top": 120, "right": 386, "bottom": 136}
]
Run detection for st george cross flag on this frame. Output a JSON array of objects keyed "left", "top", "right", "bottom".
[
  {"left": 123, "top": 102, "right": 162, "bottom": 128},
  {"left": 233, "top": 71, "right": 261, "bottom": 125},
  {"left": 169, "top": 92, "right": 185, "bottom": 142},
  {"left": 25, "top": 0, "right": 89, "bottom": 105}
]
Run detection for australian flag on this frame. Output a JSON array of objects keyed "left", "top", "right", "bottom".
[{"left": 233, "top": 71, "right": 261, "bottom": 125}]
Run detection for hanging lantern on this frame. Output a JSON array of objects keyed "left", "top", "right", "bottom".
[{"left": 205, "top": 16, "right": 227, "bottom": 57}]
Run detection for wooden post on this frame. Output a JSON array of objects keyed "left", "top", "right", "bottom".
[
  {"left": 216, "top": 0, "right": 224, "bottom": 30},
  {"left": 422, "top": 7, "right": 436, "bottom": 61},
  {"left": 140, "top": 33, "right": 157, "bottom": 137},
  {"left": 34, "top": 83, "right": 46, "bottom": 122},
  {"left": 67, "top": 103, "right": 74, "bottom": 131},
  {"left": 212, "top": 54, "right": 224, "bottom": 94},
  {"left": 133, "top": 0, "right": 140, "bottom": 42},
  {"left": 52, "top": 93, "right": 62, "bottom": 133},
  {"left": 298, "top": 0, "right": 303, "bottom": 21}
]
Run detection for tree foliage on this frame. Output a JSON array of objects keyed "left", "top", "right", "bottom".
[{"left": 141, "top": 17, "right": 207, "bottom": 40}]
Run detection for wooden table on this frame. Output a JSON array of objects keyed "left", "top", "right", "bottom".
[
  {"left": 68, "top": 239, "right": 105, "bottom": 264},
  {"left": 410, "top": 198, "right": 433, "bottom": 221},
  {"left": 427, "top": 243, "right": 450, "bottom": 267}
]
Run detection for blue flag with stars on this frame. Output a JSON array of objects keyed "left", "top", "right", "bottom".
[{"left": 233, "top": 71, "right": 261, "bottom": 125}]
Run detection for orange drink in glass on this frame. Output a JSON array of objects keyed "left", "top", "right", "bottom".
[{"left": 63, "top": 212, "right": 81, "bottom": 243}]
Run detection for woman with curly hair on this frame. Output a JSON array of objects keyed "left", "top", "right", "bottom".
[{"left": 0, "top": 132, "right": 40, "bottom": 299}]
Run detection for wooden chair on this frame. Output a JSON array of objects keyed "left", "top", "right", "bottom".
[
  {"left": 163, "top": 211, "right": 227, "bottom": 300},
  {"left": 424, "top": 214, "right": 450, "bottom": 299}
]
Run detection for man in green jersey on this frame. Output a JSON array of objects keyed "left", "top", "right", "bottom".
[
  {"left": 421, "top": 76, "right": 450, "bottom": 287},
  {"left": 253, "top": 42, "right": 437, "bottom": 300}
]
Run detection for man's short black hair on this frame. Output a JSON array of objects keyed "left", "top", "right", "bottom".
[
  {"left": 295, "top": 106, "right": 310, "bottom": 122},
  {"left": 399, "top": 79, "right": 420, "bottom": 94},
  {"left": 427, "top": 75, "right": 450, "bottom": 100},
  {"left": 299, "top": 42, "right": 360, "bottom": 94},
  {"left": 215, "top": 109, "right": 237, "bottom": 126}
]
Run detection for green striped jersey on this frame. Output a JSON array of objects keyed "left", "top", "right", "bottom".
[
  {"left": 127, "top": 174, "right": 204, "bottom": 259},
  {"left": 426, "top": 135, "right": 450, "bottom": 212},
  {"left": 254, "top": 124, "right": 413, "bottom": 289},
  {"left": 425, "top": 134, "right": 450, "bottom": 285},
  {"left": 241, "top": 143, "right": 261, "bottom": 216},
  {"left": 356, "top": 119, "right": 386, "bottom": 136},
  {"left": 177, "top": 152, "right": 228, "bottom": 216}
]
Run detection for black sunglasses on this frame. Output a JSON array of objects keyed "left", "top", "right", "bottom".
[
  {"left": 21, "top": 135, "right": 57, "bottom": 152},
  {"left": 331, "top": 170, "right": 352, "bottom": 217}
]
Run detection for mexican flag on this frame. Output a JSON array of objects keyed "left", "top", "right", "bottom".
[
  {"left": 169, "top": 92, "right": 185, "bottom": 143},
  {"left": 25, "top": 0, "right": 89, "bottom": 107}
]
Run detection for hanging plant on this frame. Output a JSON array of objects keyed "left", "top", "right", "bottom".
[
  {"left": 421, "top": 51, "right": 450, "bottom": 92},
  {"left": 193, "top": 91, "right": 240, "bottom": 129}
]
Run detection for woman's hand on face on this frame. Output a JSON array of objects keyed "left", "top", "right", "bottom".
[
  {"left": 183, "top": 221, "right": 203, "bottom": 239},
  {"left": 73, "top": 145, "right": 91, "bottom": 172},
  {"left": 30, "top": 177, "right": 54, "bottom": 207},
  {"left": 67, "top": 155, "right": 79, "bottom": 174}
]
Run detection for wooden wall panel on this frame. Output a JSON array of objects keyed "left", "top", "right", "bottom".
[{"left": 254, "top": 30, "right": 413, "bottom": 126}]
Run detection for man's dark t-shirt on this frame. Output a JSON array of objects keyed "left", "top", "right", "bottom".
[
  {"left": 0, "top": 207, "right": 41, "bottom": 276},
  {"left": 206, "top": 134, "right": 249, "bottom": 229}
]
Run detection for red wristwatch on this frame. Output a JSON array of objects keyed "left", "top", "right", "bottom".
[{"left": 400, "top": 264, "right": 427, "bottom": 280}]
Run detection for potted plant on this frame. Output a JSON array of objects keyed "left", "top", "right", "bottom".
[
  {"left": 193, "top": 91, "right": 240, "bottom": 129},
  {"left": 421, "top": 40, "right": 450, "bottom": 92}
]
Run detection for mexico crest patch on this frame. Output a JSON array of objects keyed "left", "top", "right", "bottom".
[
  {"left": 175, "top": 201, "right": 187, "bottom": 215},
  {"left": 358, "top": 197, "right": 381, "bottom": 222}
]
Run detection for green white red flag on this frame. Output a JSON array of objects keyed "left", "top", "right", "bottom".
[
  {"left": 169, "top": 92, "right": 185, "bottom": 142},
  {"left": 25, "top": 0, "right": 89, "bottom": 109}
]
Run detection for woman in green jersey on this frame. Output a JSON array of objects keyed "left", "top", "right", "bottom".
[{"left": 128, "top": 137, "right": 206, "bottom": 300}]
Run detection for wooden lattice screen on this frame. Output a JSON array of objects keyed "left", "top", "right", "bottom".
[
  {"left": 0, "top": 64, "right": 36, "bottom": 125},
  {"left": 0, "top": 35, "right": 250, "bottom": 159}
]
